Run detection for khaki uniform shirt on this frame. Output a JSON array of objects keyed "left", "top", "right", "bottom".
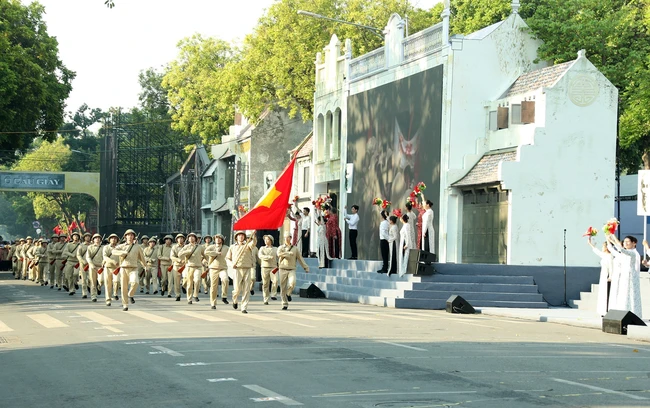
[
  {"left": 26, "top": 244, "right": 37, "bottom": 262},
  {"left": 157, "top": 244, "right": 173, "bottom": 267},
  {"left": 178, "top": 243, "right": 205, "bottom": 268},
  {"left": 77, "top": 242, "right": 91, "bottom": 266},
  {"left": 54, "top": 242, "right": 66, "bottom": 260},
  {"left": 204, "top": 244, "right": 229, "bottom": 270},
  {"left": 170, "top": 244, "right": 185, "bottom": 267},
  {"left": 35, "top": 246, "right": 48, "bottom": 264},
  {"left": 62, "top": 242, "right": 82, "bottom": 262},
  {"left": 258, "top": 246, "right": 278, "bottom": 268},
  {"left": 225, "top": 241, "right": 255, "bottom": 269},
  {"left": 102, "top": 244, "right": 120, "bottom": 269},
  {"left": 112, "top": 242, "right": 146, "bottom": 270},
  {"left": 143, "top": 246, "right": 158, "bottom": 268},
  {"left": 277, "top": 244, "right": 309, "bottom": 271},
  {"left": 86, "top": 244, "right": 104, "bottom": 267},
  {"left": 46, "top": 242, "right": 57, "bottom": 262}
]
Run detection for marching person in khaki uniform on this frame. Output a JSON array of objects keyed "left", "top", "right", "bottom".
[
  {"left": 14, "top": 238, "right": 24, "bottom": 280},
  {"left": 46, "top": 235, "right": 59, "bottom": 288},
  {"left": 77, "top": 232, "right": 92, "bottom": 299},
  {"left": 112, "top": 229, "right": 146, "bottom": 311},
  {"left": 258, "top": 235, "right": 278, "bottom": 305},
  {"left": 248, "top": 232, "right": 258, "bottom": 296},
  {"left": 179, "top": 232, "right": 205, "bottom": 304},
  {"left": 26, "top": 237, "right": 39, "bottom": 282},
  {"left": 34, "top": 239, "right": 48, "bottom": 285},
  {"left": 21, "top": 236, "right": 34, "bottom": 280},
  {"left": 277, "top": 232, "right": 310, "bottom": 310},
  {"left": 158, "top": 235, "right": 173, "bottom": 297},
  {"left": 205, "top": 234, "right": 230, "bottom": 309},
  {"left": 85, "top": 233, "right": 104, "bottom": 302},
  {"left": 225, "top": 231, "right": 256, "bottom": 313},
  {"left": 143, "top": 237, "right": 159, "bottom": 295},
  {"left": 54, "top": 234, "right": 67, "bottom": 290},
  {"left": 62, "top": 232, "right": 82, "bottom": 295},
  {"left": 169, "top": 234, "right": 186, "bottom": 301},
  {"left": 201, "top": 235, "right": 213, "bottom": 294},
  {"left": 102, "top": 233, "right": 120, "bottom": 306},
  {"left": 138, "top": 235, "right": 149, "bottom": 293}
]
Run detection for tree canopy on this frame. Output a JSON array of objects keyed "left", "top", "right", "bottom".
[{"left": 0, "top": 0, "right": 74, "bottom": 163}]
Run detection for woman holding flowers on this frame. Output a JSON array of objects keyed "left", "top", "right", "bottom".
[
  {"left": 421, "top": 198, "right": 435, "bottom": 256},
  {"left": 607, "top": 233, "right": 642, "bottom": 317},
  {"left": 315, "top": 215, "right": 331, "bottom": 268},
  {"left": 587, "top": 235, "right": 613, "bottom": 316},
  {"left": 398, "top": 214, "right": 416, "bottom": 277},
  {"left": 324, "top": 206, "right": 342, "bottom": 259},
  {"left": 387, "top": 215, "right": 399, "bottom": 276}
]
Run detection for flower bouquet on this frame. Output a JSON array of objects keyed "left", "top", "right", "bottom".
[
  {"left": 381, "top": 199, "right": 391, "bottom": 210},
  {"left": 582, "top": 226, "right": 598, "bottom": 237},
  {"left": 392, "top": 208, "right": 403, "bottom": 218},
  {"left": 602, "top": 218, "right": 619, "bottom": 235},
  {"left": 293, "top": 195, "right": 299, "bottom": 203},
  {"left": 414, "top": 181, "right": 426, "bottom": 195},
  {"left": 372, "top": 197, "right": 383, "bottom": 206}
]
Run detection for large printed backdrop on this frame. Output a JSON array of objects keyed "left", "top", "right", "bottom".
[{"left": 346, "top": 65, "right": 443, "bottom": 260}]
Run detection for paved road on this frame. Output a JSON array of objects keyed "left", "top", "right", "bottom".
[{"left": 1, "top": 271, "right": 649, "bottom": 407}]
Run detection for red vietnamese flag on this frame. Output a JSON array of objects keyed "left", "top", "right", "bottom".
[{"left": 233, "top": 157, "right": 296, "bottom": 230}]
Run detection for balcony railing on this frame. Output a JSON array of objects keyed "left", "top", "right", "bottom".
[
  {"left": 402, "top": 22, "right": 443, "bottom": 62},
  {"left": 349, "top": 47, "right": 386, "bottom": 80}
]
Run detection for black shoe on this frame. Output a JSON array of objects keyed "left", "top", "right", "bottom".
[
  {"left": 176, "top": 297, "right": 180, "bottom": 301},
  {"left": 58, "top": 288, "right": 61, "bottom": 291},
  {"left": 194, "top": 297, "right": 199, "bottom": 302},
  {"left": 63, "top": 285, "right": 68, "bottom": 291},
  {"left": 233, "top": 303, "right": 238, "bottom": 310},
  {"left": 161, "top": 291, "right": 165, "bottom": 296},
  {"left": 146, "top": 291, "right": 149, "bottom": 295},
  {"left": 50, "top": 286, "right": 54, "bottom": 289},
  {"left": 82, "top": 295, "right": 87, "bottom": 299},
  {"left": 92, "top": 298, "right": 97, "bottom": 302},
  {"left": 287, "top": 295, "right": 292, "bottom": 302},
  {"left": 153, "top": 290, "right": 158, "bottom": 295},
  {"left": 242, "top": 310, "right": 248, "bottom": 314},
  {"left": 97, "top": 288, "right": 101, "bottom": 296},
  {"left": 106, "top": 302, "right": 111, "bottom": 307},
  {"left": 282, "top": 306, "right": 288, "bottom": 310},
  {"left": 113, "top": 296, "right": 119, "bottom": 301},
  {"left": 222, "top": 298, "right": 229, "bottom": 304},
  {"left": 188, "top": 300, "right": 192, "bottom": 305},
  {"left": 250, "top": 289, "right": 255, "bottom": 296},
  {"left": 69, "top": 292, "right": 75, "bottom": 296},
  {"left": 123, "top": 307, "right": 128, "bottom": 311},
  {"left": 74, "top": 284, "right": 79, "bottom": 290},
  {"left": 264, "top": 301, "right": 269, "bottom": 305},
  {"left": 211, "top": 306, "right": 216, "bottom": 310},
  {"left": 168, "top": 294, "right": 172, "bottom": 298},
  {"left": 130, "top": 297, "right": 135, "bottom": 304},
  {"left": 182, "top": 287, "right": 186, "bottom": 294},
  {"left": 271, "top": 297, "right": 277, "bottom": 301},
  {"left": 140, "top": 289, "right": 144, "bottom": 293},
  {"left": 44, "top": 281, "right": 48, "bottom": 286}
]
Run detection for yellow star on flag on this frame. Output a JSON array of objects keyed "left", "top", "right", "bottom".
[{"left": 255, "top": 186, "right": 282, "bottom": 208}]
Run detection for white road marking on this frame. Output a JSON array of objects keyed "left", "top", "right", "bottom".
[
  {"left": 243, "top": 384, "right": 302, "bottom": 406},
  {"left": 151, "top": 345, "right": 184, "bottom": 357},
  {"left": 129, "top": 311, "right": 176, "bottom": 323},
  {"left": 175, "top": 311, "right": 228, "bottom": 322},
  {"left": 552, "top": 378, "right": 648, "bottom": 400},
  {"left": 0, "top": 320, "right": 14, "bottom": 333},
  {"left": 377, "top": 340, "right": 427, "bottom": 352},
  {"left": 77, "top": 311, "right": 123, "bottom": 325},
  {"left": 380, "top": 313, "right": 426, "bottom": 321},
  {"left": 313, "top": 391, "right": 478, "bottom": 398},
  {"left": 103, "top": 326, "right": 123, "bottom": 333},
  {"left": 312, "top": 311, "right": 378, "bottom": 321},
  {"left": 609, "top": 344, "right": 650, "bottom": 353},
  {"left": 207, "top": 378, "right": 237, "bottom": 382},
  {"left": 285, "top": 321, "right": 315, "bottom": 328},
  {"left": 107, "top": 334, "right": 128, "bottom": 337},
  {"left": 177, "top": 357, "right": 381, "bottom": 367},
  {"left": 444, "top": 318, "right": 497, "bottom": 328},
  {"left": 235, "top": 313, "right": 277, "bottom": 321},
  {"left": 27, "top": 313, "right": 68, "bottom": 328},
  {"left": 270, "top": 312, "right": 329, "bottom": 321}
]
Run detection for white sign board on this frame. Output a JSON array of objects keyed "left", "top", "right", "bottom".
[{"left": 637, "top": 170, "right": 650, "bottom": 216}]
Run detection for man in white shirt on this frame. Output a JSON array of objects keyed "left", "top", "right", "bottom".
[
  {"left": 343, "top": 205, "right": 360, "bottom": 260},
  {"left": 378, "top": 210, "right": 389, "bottom": 273},
  {"left": 301, "top": 207, "right": 311, "bottom": 258}
]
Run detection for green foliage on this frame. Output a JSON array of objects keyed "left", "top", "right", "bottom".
[
  {"left": 0, "top": 0, "right": 74, "bottom": 163},
  {"left": 449, "top": 0, "right": 513, "bottom": 34}
]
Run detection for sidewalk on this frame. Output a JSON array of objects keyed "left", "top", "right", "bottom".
[{"left": 477, "top": 306, "right": 650, "bottom": 343}]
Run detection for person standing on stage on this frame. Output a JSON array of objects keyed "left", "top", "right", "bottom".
[
  {"left": 607, "top": 234, "right": 642, "bottom": 317},
  {"left": 62, "top": 232, "right": 82, "bottom": 295},
  {"left": 277, "top": 232, "right": 310, "bottom": 310},
  {"left": 377, "top": 210, "right": 390, "bottom": 273},
  {"left": 315, "top": 215, "right": 331, "bottom": 269},
  {"left": 343, "top": 205, "right": 360, "bottom": 260},
  {"left": 102, "top": 233, "right": 120, "bottom": 306},
  {"left": 588, "top": 237, "right": 613, "bottom": 316},
  {"left": 387, "top": 215, "right": 399, "bottom": 276},
  {"left": 179, "top": 232, "right": 205, "bottom": 304},
  {"left": 225, "top": 231, "right": 256, "bottom": 313},
  {"left": 324, "top": 206, "right": 342, "bottom": 259},
  {"left": 301, "top": 207, "right": 311, "bottom": 258},
  {"left": 112, "top": 229, "right": 147, "bottom": 311},
  {"left": 405, "top": 202, "right": 418, "bottom": 249},
  {"left": 258, "top": 235, "right": 278, "bottom": 304},
  {"left": 143, "top": 237, "right": 159, "bottom": 295},
  {"left": 86, "top": 233, "right": 104, "bottom": 302},
  {"left": 158, "top": 235, "right": 173, "bottom": 297},
  {"left": 287, "top": 210, "right": 302, "bottom": 252},
  {"left": 205, "top": 234, "right": 230, "bottom": 307},
  {"left": 398, "top": 214, "right": 416, "bottom": 277},
  {"left": 421, "top": 199, "right": 435, "bottom": 256},
  {"left": 170, "top": 234, "right": 186, "bottom": 302}
]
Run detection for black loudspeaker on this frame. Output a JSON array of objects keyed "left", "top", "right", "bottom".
[
  {"left": 0, "top": 260, "right": 11, "bottom": 271},
  {"left": 602, "top": 309, "right": 647, "bottom": 335},
  {"left": 446, "top": 295, "right": 475, "bottom": 314},
  {"left": 299, "top": 283, "right": 325, "bottom": 298},
  {"left": 406, "top": 249, "right": 436, "bottom": 275}
]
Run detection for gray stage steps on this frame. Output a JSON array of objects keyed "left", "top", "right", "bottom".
[{"left": 294, "top": 259, "right": 548, "bottom": 309}]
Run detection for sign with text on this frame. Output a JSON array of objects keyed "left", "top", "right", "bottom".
[
  {"left": 638, "top": 170, "right": 650, "bottom": 216},
  {"left": 0, "top": 172, "right": 65, "bottom": 190}
]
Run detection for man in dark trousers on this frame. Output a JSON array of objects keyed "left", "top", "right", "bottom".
[{"left": 343, "top": 205, "right": 360, "bottom": 260}]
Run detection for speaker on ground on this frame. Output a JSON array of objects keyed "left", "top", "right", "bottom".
[
  {"left": 602, "top": 309, "right": 647, "bottom": 335},
  {"left": 406, "top": 249, "right": 437, "bottom": 275},
  {"left": 299, "top": 283, "right": 325, "bottom": 299},
  {"left": 446, "top": 295, "right": 475, "bottom": 314}
]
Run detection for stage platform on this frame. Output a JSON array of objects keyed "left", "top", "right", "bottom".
[{"left": 294, "top": 258, "right": 560, "bottom": 310}]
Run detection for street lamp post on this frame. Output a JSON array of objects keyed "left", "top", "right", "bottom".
[{"left": 297, "top": 10, "right": 384, "bottom": 39}]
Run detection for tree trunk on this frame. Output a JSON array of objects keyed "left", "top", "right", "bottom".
[{"left": 643, "top": 149, "right": 650, "bottom": 170}]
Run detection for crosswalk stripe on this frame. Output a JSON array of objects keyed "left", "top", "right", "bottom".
[
  {"left": 77, "top": 311, "right": 123, "bottom": 326},
  {"left": 380, "top": 313, "right": 426, "bottom": 321},
  {"left": 129, "top": 311, "right": 176, "bottom": 323},
  {"left": 268, "top": 312, "right": 329, "bottom": 321},
  {"left": 27, "top": 313, "right": 69, "bottom": 328},
  {"left": 0, "top": 320, "right": 14, "bottom": 333},
  {"left": 311, "top": 311, "right": 379, "bottom": 321},
  {"left": 175, "top": 311, "right": 228, "bottom": 322},
  {"left": 236, "top": 313, "right": 277, "bottom": 321}
]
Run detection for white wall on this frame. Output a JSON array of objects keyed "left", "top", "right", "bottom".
[{"left": 501, "top": 56, "right": 618, "bottom": 266}]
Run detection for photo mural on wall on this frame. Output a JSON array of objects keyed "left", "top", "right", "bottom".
[{"left": 346, "top": 64, "right": 444, "bottom": 260}]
